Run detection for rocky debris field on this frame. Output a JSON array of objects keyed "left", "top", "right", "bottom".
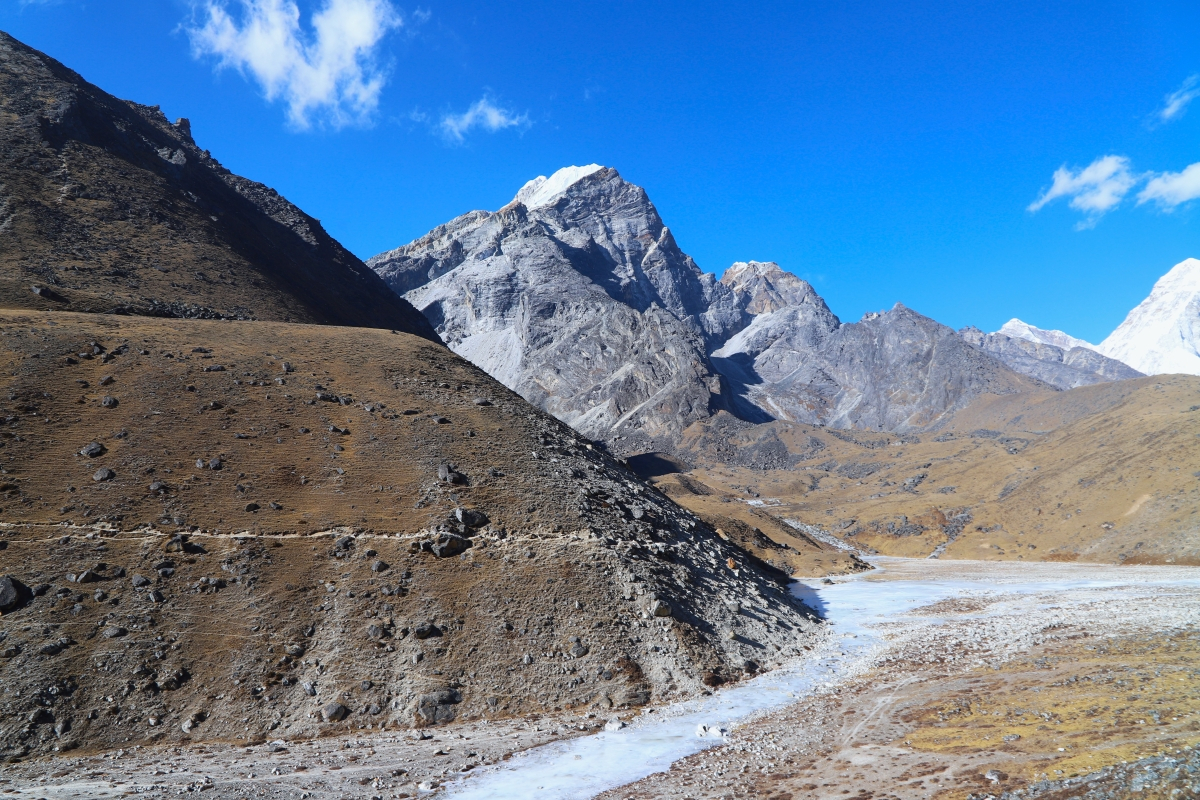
[
  {"left": 0, "top": 711, "right": 607, "bottom": 798},
  {"left": 0, "top": 310, "right": 822, "bottom": 762}
]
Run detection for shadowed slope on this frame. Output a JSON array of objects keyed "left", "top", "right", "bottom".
[{"left": 0, "top": 32, "right": 435, "bottom": 339}]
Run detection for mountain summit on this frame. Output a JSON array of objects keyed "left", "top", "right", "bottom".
[
  {"left": 1098, "top": 258, "right": 1200, "bottom": 375},
  {"left": 371, "top": 168, "right": 1056, "bottom": 450}
]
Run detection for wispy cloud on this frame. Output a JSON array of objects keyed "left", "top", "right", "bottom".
[
  {"left": 440, "top": 96, "right": 529, "bottom": 143},
  {"left": 1138, "top": 162, "right": 1200, "bottom": 209},
  {"left": 1157, "top": 75, "right": 1200, "bottom": 124},
  {"left": 186, "top": 0, "right": 401, "bottom": 129},
  {"left": 1027, "top": 155, "right": 1136, "bottom": 227}
]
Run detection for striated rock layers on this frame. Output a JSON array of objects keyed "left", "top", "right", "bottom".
[
  {"left": 371, "top": 169, "right": 1051, "bottom": 449},
  {"left": 369, "top": 166, "right": 741, "bottom": 453}
]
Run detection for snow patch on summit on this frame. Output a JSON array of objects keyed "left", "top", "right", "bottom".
[
  {"left": 998, "top": 319, "right": 1095, "bottom": 352},
  {"left": 1098, "top": 257, "right": 1200, "bottom": 376},
  {"left": 515, "top": 164, "right": 605, "bottom": 209}
]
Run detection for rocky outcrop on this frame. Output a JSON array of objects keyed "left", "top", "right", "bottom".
[
  {"left": 0, "top": 32, "right": 436, "bottom": 340},
  {"left": 716, "top": 295, "right": 1046, "bottom": 430},
  {"left": 959, "top": 326, "right": 1143, "bottom": 390},
  {"left": 372, "top": 168, "right": 1051, "bottom": 448}
]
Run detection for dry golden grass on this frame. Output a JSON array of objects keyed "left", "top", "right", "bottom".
[
  {"left": 670, "top": 376, "right": 1200, "bottom": 564},
  {"left": 907, "top": 628, "right": 1200, "bottom": 797}
]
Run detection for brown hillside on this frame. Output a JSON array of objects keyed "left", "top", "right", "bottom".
[
  {"left": 658, "top": 377, "right": 1200, "bottom": 565},
  {"left": 0, "top": 309, "right": 820, "bottom": 762},
  {"left": 0, "top": 32, "right": 435, "bottom": 339}
]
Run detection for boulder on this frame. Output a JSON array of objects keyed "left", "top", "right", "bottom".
[
  {"left": 321, "top": 702, "right": 349, "bottom": 722},
  {"left": 0, "top": 575, "right": 27, "bottom": 612},
  {"left": 453, "top": 508, "right": 489, "bottom": 529},
  {"left": 428, "top": 533, "right": 471, "bottom": 558},
  {"left": 412, "top": 688, "right": 462, "bottom": 725}
]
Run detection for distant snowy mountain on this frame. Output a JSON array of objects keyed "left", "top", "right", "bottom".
[
  {"left": 998, "top": 318, "right": 1096, "bottom": 352},
  {"left": 1097, "top": 258, "right": 1200, "bottom": 376},
  {"left": 960, "top": 326, "right": 1142, "bottom": 390}
]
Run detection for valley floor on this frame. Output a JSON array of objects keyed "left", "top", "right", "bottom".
[{"left": 3, "top": 559, "right": 1198, "bottom": 799}]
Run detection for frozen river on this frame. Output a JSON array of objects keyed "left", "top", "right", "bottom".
[{"left": 442, "top": 557, "right": 1200, "bottom": 799}]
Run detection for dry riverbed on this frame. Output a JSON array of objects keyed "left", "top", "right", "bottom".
[{"left": 2, "top": 559, "right": 1198, "bottom": 799}]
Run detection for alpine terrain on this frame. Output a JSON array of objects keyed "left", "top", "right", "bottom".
[
  {"left": 0, "top": 33, "right": 828, "bottom": 773},
  {"left": 372, "top": 166, "right": 1137, "bottom": 453}
]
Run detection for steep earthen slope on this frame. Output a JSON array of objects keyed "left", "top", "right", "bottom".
[
  {"left": 0, "top": 310, "right": 818, "bottom": 762},
  {"left": 0, "top": 32, "right": 435, "bottom": 339}
]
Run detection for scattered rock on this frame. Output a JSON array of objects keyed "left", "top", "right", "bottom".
[
  {"left": 101, "top": 625, "right": 127, "bottom": 638},
  {"left": 437, "top": 464, "right": 466, "bottom": 485},
  {"left": 301, "top": 681, "right": 316, "bottom": 697},
  {"left": 413, "top": 623, "right": 441, "bottom": 640},
  {"left": 244, "top": 502, "right": 260, "bottom": 512},
  {"left": 79, "top": 442, "right": 106, "bottom": 458},
  {"left": 321, "top": 702, "right": 349, "bottom": 722},
  {"left": 454, "top": 507, "right": 489, "bottom": 529},
  {"left": 131, "top": 574, "right": 151, "bottom": 588},
  {"left": 413, "top": 688, "right": 462, "bottom": 725},
  {"left": 149, "top": 480, "right": 169, "bottom": 493},
  {"left": 0, "top": 576, "right": 27, "bottom": 612},
  {"left": 98, "top": 375, "right": 114, "bottom": 386},
  {"left": 371, "top": 560, "right": 389, "bottom": 572},
  {"left": 650, "top": 599, "right": 673, "bottom": 618},
  {"left": 426, "top": 533, "right": 471, "bottom": 558},
  {"left": 285, "top": 644, "right": 305, "bottom": 657},
  {"left": 100, "top": 395, "right": 118, "bottom": 408},
  {"left": 92, "top": 467, "right": 116, "bottom": 482},
  {"left": 366, "top": 624, "right": 384, "bottom": 640}
]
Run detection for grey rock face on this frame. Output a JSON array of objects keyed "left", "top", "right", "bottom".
[
  {"left": 959, "top": 326, "right": 1143, "bottom": 390},
  {"left": 371, "top": 168, "right": 1053, "bottom": 447},
  {"left": 369, "top": 167, "right": 734, "bottom": 452}
]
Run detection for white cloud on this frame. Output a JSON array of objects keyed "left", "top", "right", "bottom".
[
  {"left": 187, "top": 0, "right": 401, "bottom": 129},
  {"left": 1138, "top": 162, "right": 1200, "bottom": 209},
  {"left": 440, "top": 97, "right": 529, "bottom": 142},
  {"left": 1158, "top": 75, "right": 1200, "bottom": 124},
  {"left": 1027, "top": 155, "right": 1136, "bottom": 226}
]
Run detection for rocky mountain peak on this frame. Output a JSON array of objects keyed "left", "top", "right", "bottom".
[
  {"left": 720, "top": 261, "right": 821, "bottom": 315},
  {"left": 513, "top": 164, "right": 606, "bottom": 208}
]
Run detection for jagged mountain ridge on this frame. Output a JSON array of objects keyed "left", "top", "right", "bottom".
[
  {"left": 0, "top": 31, "right": 436, "bottom": 339},
  {"left": 958, "top": 325, "right": 1143, "bottom": 390},
  {"left": 998, "top": 318, "right": 1096, "bottom": 351},
  {"left": 371, "top": 167, "right": 1051, "bottom": 449}
]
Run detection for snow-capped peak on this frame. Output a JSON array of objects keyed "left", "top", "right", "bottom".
[
  {"left": 1097, "top": 257, "right": 1200, "bottom": 375},
  {"left": 514, "top": 164, "right": 605, "bottom": 209},
  {"left": 997, "top": 318, "right": 1095, "bottom": 351}
]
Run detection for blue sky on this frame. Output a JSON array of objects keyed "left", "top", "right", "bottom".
[{"left": 3, "top": 1, "right": 1198, "bottom": 343}]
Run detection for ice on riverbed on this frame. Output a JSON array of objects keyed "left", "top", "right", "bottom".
[{"left": 443, "top": 558, "right": 1200, "bottom": 800}]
